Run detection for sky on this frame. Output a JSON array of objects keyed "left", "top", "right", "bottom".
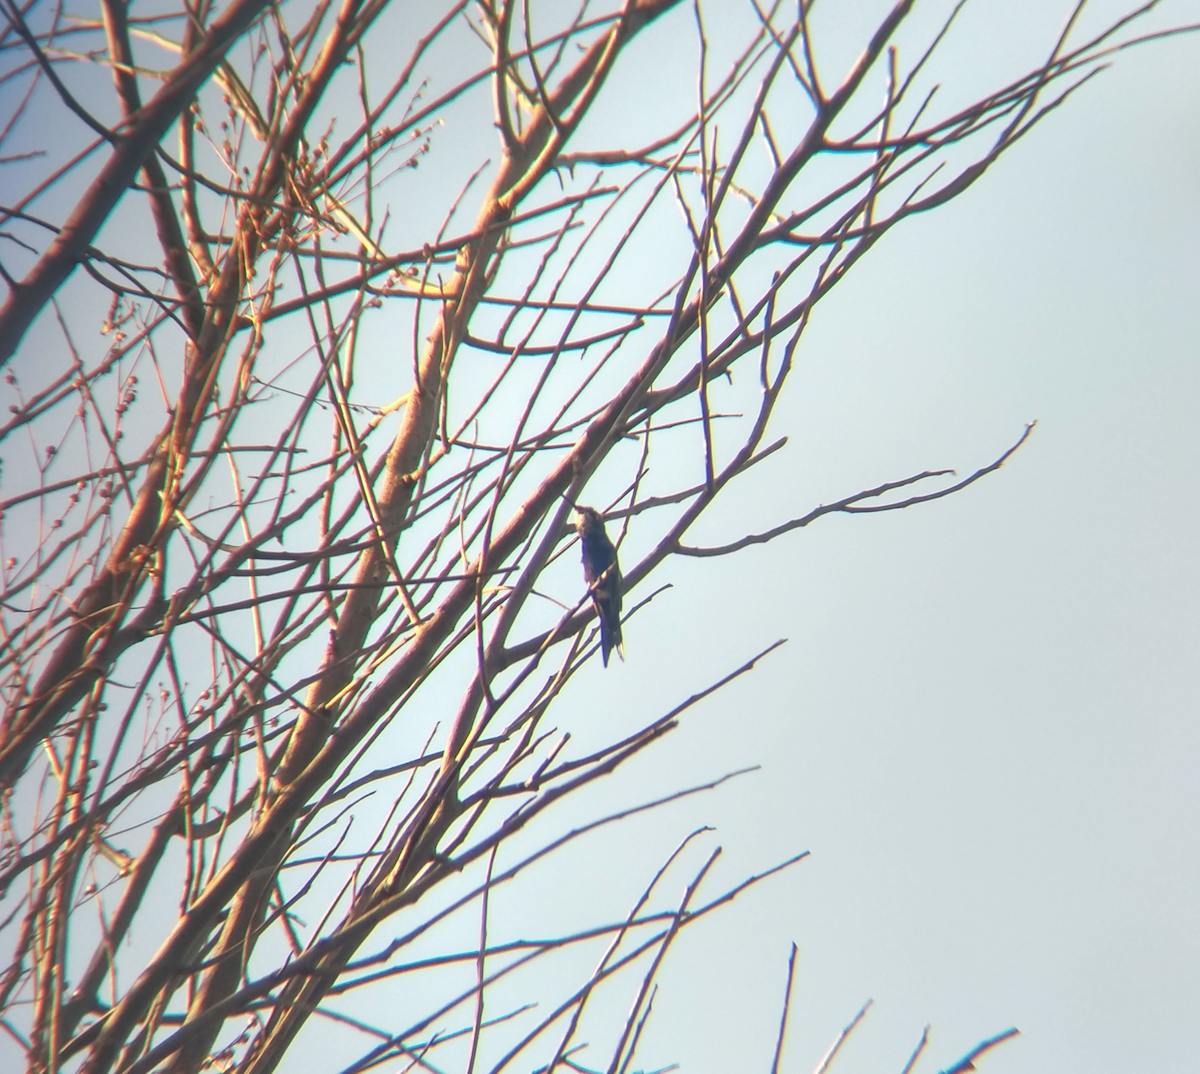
[
  {"left": 495, "top": 3, "right": 1200, "bottom": 1073},
  {"left": 1, "top": 2, "right": 1198, "bottom": 1073},
  {"left": 582, "top": 5, "right": 1200, "bottom": 1074}
]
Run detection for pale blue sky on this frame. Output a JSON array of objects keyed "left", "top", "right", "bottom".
[{"left": 569, "top": 5, "right": 1200, "bottom": 1072}]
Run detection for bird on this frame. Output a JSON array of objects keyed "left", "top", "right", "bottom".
[{"left": 572, "top": 505, "right": 624, "bottom": 666}]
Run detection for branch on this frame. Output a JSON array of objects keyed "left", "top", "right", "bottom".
[
  {"left": 938, "top": 1028, "right": 1020, "bottom": 1074},
  {"left": 0, "top": 0, "right": 272, "bottom": 365},
  {"left": 677, "top": 424, "right": 1035, "bottom": 557}
]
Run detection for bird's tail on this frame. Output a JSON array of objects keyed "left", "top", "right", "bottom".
[{"left": 600, "top": 620, "right": 625, "bottom": 666}]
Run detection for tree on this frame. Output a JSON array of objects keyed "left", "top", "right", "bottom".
[{"left": 0, "top": 1, "right": 1190, "bottom": 1071}]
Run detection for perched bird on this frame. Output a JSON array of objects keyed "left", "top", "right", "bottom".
[{"left": 573, "top": 505, "right": 624, "bottom": 666}]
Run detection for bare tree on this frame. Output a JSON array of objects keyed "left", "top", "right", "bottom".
[{"left": 0, "top": 1, "right": 1191, "bottom": 1072}]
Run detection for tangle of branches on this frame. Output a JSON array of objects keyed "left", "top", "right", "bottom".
[{"left": 0, "top": 1, "right": 1192, "bottom": 1072}]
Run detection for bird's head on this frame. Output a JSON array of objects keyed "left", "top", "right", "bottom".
[{"left": 573, "top": 505, "right": 604, "bottom": 537}]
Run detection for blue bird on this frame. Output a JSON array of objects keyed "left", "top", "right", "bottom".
[{"left": 573, "top": 505, "right": 624, "bottom": 666}]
